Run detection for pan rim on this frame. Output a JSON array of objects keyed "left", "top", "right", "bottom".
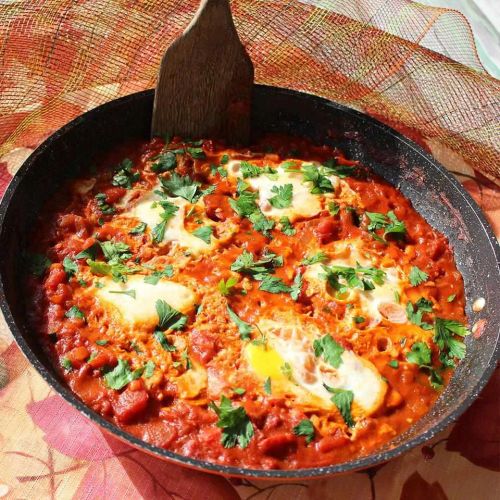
[{"left": 0, "top": 86, "right": 498, "bottom": 479}]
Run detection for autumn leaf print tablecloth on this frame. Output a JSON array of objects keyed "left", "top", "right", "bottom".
[{"left": 0, "top": 1, "right": 499, "bottom": 498}]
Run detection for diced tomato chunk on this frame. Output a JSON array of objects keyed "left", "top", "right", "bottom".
[
  {"left": 314, "top": 217, "right": 339, "bottom": 244},
  {"left": 88, "top": 350, "right": 117, "bottom": 369},
  {"left": 103, "top": 187, "right": 126, "bottom": 203},
  {"left": 203, "top": 194, "right": 234, "bottom": 222},
  {"left": 45, "top": 265, "right": 67, "bottom": 291},
  {"left": 113, "top": 389, "right": 149, "bottom": 423},
  {"left": 316, "top": 431, "right": 350, "bottom": 453},
  {"left": 258, "top": 433, "right": 297, "bottom": 458}
]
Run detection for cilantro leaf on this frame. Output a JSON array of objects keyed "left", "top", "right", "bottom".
[
  {"left": 293, "top": 419, "right": 315, "bottom": 444},
  {"left": 313, "top": 334, "right": 344, "bottom": 368},
  {"left": 268, "top": 184, "right": 293, "bottom": 208},
  {"left": 192, "top": 225, "right": 213, "bottom": 244},
  {"left": 87, "top": 259, "right": 139, "bottom": 283},
  {"left": 104, "top": 359, "right": 143, "bottom": 390},
  {"left": 144, "top": 265, "right": 174, "bottom": 285},
  {"left": 324, "top": 385, "right": 355, "bottom": 427},
  {"left": 129, "top": 222, "right": 147, "bottom": 235},
  {"left": 279, "top": 216, "right": 296, "bottom": 235},
  {"left": 63, "top": 256, "right": 78, "bottom": 278},
  {"left": 258, "top": 275, "right": 291, "bottom": 294},
  {"left": 65, "top": 306, "right": 85, "bottom": 320},
  {"left": 26, "top": 253, "right": 51, "bottom": 277},
  {"left": 151, "top": 152, "right": 177, "bottom": 173},
  {"left": 153, "top": 331, "right": 176, "bottom": 351},
  {"left": 227, "top": 305, "right": 252, "bottom": 340},
  {"left": 209, "top": 395, "right": 254, "bottom": 449},
  {"left": 301, "top": 252, "right": 327, "bottom": 265},
  {"left": 409, "top": 266, "right": 429, "bottom": 286},
  {"left": 290, "top": 270, "right": 302, "bottom": 301},
  {"left": 155, "top": 299, "right": 187, "bottom": 331},
  {"left": 240, "top": 161, "right": 261, "bottom": 178},
  {"left": 218, "top": 277, "right": 238, "bottom": 296}
]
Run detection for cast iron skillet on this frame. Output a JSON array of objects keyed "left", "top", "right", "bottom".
[{"left": 0, "top": 86, "right": 498, "bottom": 479}]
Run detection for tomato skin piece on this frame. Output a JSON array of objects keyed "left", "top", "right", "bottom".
[
  {"left": 316, "top": 432, "right": 350, "bottom": 453},
  {"left": 113, "top": 389, "right": 149, "bottom": 424}
]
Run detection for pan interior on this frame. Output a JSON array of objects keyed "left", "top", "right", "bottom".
[{"left": 0, "top": 86, "right": 498, "bottom": 478}]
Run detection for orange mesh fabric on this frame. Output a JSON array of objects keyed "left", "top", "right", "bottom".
[{"left": 0, "top": 0, "right": 498, "bottom": 184}]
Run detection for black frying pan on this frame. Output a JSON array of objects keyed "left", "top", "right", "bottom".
[{"left": 0, "top": 86, "right": 498, "bottom": 479}]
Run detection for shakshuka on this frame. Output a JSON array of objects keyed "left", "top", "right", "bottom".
[{"left": 25, "top": 135, "right": 469, "bottom": 469}]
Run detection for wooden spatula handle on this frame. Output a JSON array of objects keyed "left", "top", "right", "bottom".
[{"left": 152, "top": 0, "right": 254, "bottom": 144}]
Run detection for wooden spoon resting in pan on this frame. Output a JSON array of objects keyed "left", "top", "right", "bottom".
[{"left": 152, "top": 0, "right": 254, "bottom": 145}]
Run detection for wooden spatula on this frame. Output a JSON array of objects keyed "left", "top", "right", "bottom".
[{"left": 152, "top": 0, "right": 254, "bottom": 145}]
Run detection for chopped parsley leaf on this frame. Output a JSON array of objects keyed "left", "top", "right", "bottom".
[
  {"left": 268, "top": 183, "right": 293, "bottom": 208},
  {"left": 153, "top": 331, "right": 176, "bottom": 351},
  {"left": 60, "top": 357, "right": 72, "bottom": 371},
  {"left": 324, "top": 385, "right": 355, "bottom": 427},
  {"left": 301, "top": 252, "right": 327, "bottom": 266},
  {"left": 186, "top": 146, "right": 205, "bottom": 159},
  {"left": 96, "top": 339, "right": 108, "bottom": 346},
  {"left": 220, "top": 154, "right": 229, "bottom": 165},
  {"left": 406, "top": 341, "right": 432, "bottom": 366},
  {"left": 264, "top": 377, "right": 272, "bottom": 394},
  {"left": 218, "top": 276, "right": 238, "bottom": 296},
  {"left": 293, "top": 419, "right": 315, "bottom": 444},
  {"left": 155, "top": 299, "right": 187, "bottom": 331},
  {"left": 151, "top": 151, "right": 176, "bottom": 173},
  {"left": 248, "top": 211, "right": 275, "bottom": 237},
  {"left": 129, "top": 222, "right": 147, "bottom": 235},
  {"left": 143, "top": 360, "right": 155, "bottom": 378},
  {"left": 258, "top": 275, "right": 291, "bottom": 294},
  {"left": 409, "top": 266, "right": 429, "bottom": 286},
  {"left": 281, "top": 362, "right": 292, "bottom": 379},
  {"left": 95, "top": 193, "right": 116, "bottom": 215},
  {"left": 112, "top": 158, "right": 139, "bottom": 189},
  {"left": 160, "top": 173, "right": 201, "bottom": 203},
  {"left": 100, "top": 241, "right": 132, "bottom": 263},
  {"left": 447, "top": 294, "right": 456, "bottom": 302},
  {"left": 144, "top": 265, "right": 174, "bottom": 285},
  {"left": 230, "top": 250, "right": 283, "bottom": 276},
  {"left": 152, "top": 200, "right": 179, "bottom": 244},
  {"left": 227, "top": 305, "right": 252, "bottom": 340},
  {"left": 109, "top": 289, "right": 136, "bottom": 299},
  {"left": 388, "top": 360, "right": 399, "bottom": 369},
  {"left": 63, "top": 256, "right": 78, "bottom": 277},
  {"left": 75, "top": 243, "right": 99, "bottom": 260},
  {"left": 365, "top": 211, "right": 406, "bottom": 240},
  {"left": 313, "top": 334, "right": 344, "bottom": 368},
  {"left": 353, "top": 316, "right": 365, "bottom": 324},
  {"left": 209, "top": 395, "right": 254, "bottom": 449},
  {"left": 279, "top": 216, "right": 296, "bottom": 235},
  {"left": 65, "top": 306, "right": 85, "bottom": 320},
  {"left": 301, "top": 164, "right": 334, "bottom": 194},
  {"left": 321, "top": 263, "right": 385, "bottom": 295},
  {"left": 233, "top": 387, "right": 246, "bottom": 395},
  {"left": 405, "top": 300, "right": 433, "bottom": 330},
  {"left": 434, "top": 318, "right": 469, "bottom": 361},
  {"left": 322, "top": 159, "right": 355, "bottom": 178},
  {"left": 290, "top": 270, "right": 302, "bottom": 301},
  {"left": 192, "top": 225, "right": 213, "bottom": 244},
  {"left": 328, "top": 201, "right": 340, "bottom": 215},
  {"left": 104, "top": 359, "right": 143, "bottom": 390},
  {"left": 229, "top": 190, "right": 259, "bottom": 217}
]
